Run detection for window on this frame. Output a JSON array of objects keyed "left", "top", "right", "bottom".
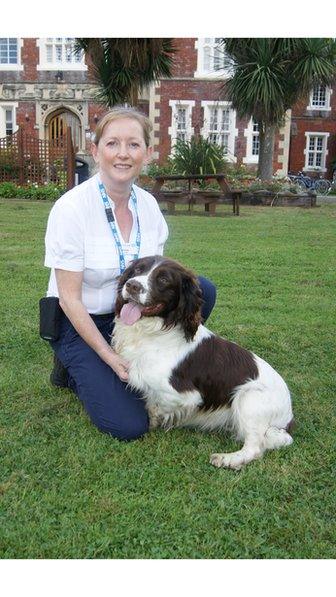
[
  {"left": 208, "top": 107, "right": 230, "bottom": 151},
  {"left": 201, "top": 101, "right": 237, "bottom": 161},
  {"left": 308, "top": 85, "right": 332, "bottom": 110},
  {"left": 243, "top": 118, "right": 260, "bottom": 164},
  {"left": 176, "top": 106, "right": 188, "bottom": 142},
  {"left": 195, "top": 38, "right": 231, "bottom": 78},
  {"left": 0, "top": 38, "right": 17, "bottom": 64},
  {"left": 0, "top": 38, "right": 22, "bottom": 70},
  {"left": 251, "top": 120, "right": 260, "bottom": 156},
  {"left": 0, "top": 103, "right": 18, "bottom": 137},
  {"left": 5, "top": 108, "right": 14, "bottom": 135},
  {"left": 168, "top": 100, "right": 195, "bottom": 150},
  {"left": 37, "top": 38, "right": 87, "bottom": 70},
  {"left": 304, "top": 132, "right": 329, "bottom": 172}
]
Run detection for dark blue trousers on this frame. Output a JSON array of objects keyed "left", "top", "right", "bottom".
[{"left": 50, "top": 276, "right": 216, "bottom": 441}]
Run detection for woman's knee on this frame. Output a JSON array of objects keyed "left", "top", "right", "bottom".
[
  {"left": 197, "top": 276, "right": 217, "bottom": 321},
  {"left": 92, "top": 412, "right": 149, "bottom": 442}
]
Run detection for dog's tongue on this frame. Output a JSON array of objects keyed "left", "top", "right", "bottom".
[{"left": 120, "top": 302, "right": 143, "bottom": 325}]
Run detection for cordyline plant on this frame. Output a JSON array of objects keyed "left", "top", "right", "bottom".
[
  {"left": 221, "top": 38, "right": 336, "bottom": 180},
  {"left": 74, "top": 38, "right": 176, "bottom": 107},
  {"left": 171, "top": 136, "right": 228, "bottom": 177}
]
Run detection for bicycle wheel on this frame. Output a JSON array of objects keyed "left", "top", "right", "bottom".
[
  {"left": 314, "top": 179, "right": 331, "bottom": 195},
  {"left": 296, "top": 179, "right": 307, "bottom": 193}
]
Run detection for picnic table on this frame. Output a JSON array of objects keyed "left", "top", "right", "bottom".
[{"left": 151, "top": 174, "right": 242, "bottom": 216}]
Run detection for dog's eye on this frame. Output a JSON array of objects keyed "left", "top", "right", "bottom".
[
  {"left": 157, "top": 275, "right": 169, "bottom": 285},
  {"left": 133, "top": 266, "right": 142, "bottom": 276}
]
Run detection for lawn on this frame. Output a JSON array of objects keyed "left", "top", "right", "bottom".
[{"left": 0, "top": 199, "right": 335, "bottom": 559}]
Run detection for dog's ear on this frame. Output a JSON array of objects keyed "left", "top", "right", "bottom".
[
  {"left": 180, "top": 273, "right": 203, "bottom": 341},
  {"left": 164, "top": 271, "right": 203, "bottom": 341},
  {"left": 115, "top": 272, "right": 129, "bottom": 316}
]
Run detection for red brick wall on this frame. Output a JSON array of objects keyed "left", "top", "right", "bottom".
[
  {"left": 16, "top": 102, "right": 36, "bottom": 136},
  {"left": 21, "top": 38, "right": 38, "bottom": 81},
  {"left": 289, "top": 90, "right": 336, "bottom": 177},
  {"left": 171, "top": 38, "right": 197, "bottom": 77},
  {"left": 157, "top": 78, "right": 285, "bottom": 172}
]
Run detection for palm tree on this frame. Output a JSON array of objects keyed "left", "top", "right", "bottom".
[
  {"left": 221, "top": 38, "right": 336, "bottom": 179},
  {"left": 75, "top": 38, "right": 176, "bottom": 107}
]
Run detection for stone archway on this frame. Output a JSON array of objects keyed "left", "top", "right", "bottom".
[{"left": 45, "top": 107, "right": 82, "bottom": 152}]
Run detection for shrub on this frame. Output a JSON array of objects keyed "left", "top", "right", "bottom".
[
  {"left": 170, "top": 136, "right": 227, "bottom": 177},
  {"left": 0, "top": 182, "right": 64, "bottom": 200},
  {"left": 146, "top": 160, "right": 176, "bottom": 178},
  {"left": 0, "top": 182, "right": 19, "bottom": 198}
]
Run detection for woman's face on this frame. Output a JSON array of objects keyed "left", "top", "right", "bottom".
[{"left": 92, "top": 117, "right": 152, "bottom": 187}]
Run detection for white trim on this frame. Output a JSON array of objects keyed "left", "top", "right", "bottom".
[
  {"left": 168, "top": 100, "right": 195, "bottom": 153},
  {"left": 194, "top": 38, "right": 231, "bottom": 79},
  {"left": 303, "top": 131, "right": 329, "bottom": 173},
  {"left": 0, "top": 102, "right": 19, "bottom": 137},
  {"left": 37, "top": 38, "right": 87, "bottom": 71},
  {"left": 307, "top": 85, "right": 332, "bottom": 111},
  {"left": 0, "top": 38, "right": 23, "bottom": 71},
  {"left": 201, "top": 100, "right": 237, "bottom": 163}
]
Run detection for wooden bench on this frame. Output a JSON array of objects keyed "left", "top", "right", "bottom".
[{"left": 151, "top": 174, "right": 242, "bottom": 216}]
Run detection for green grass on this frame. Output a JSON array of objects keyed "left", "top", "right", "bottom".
[{"left": 0, "top": 199, "right": 335, "bottom": 559}]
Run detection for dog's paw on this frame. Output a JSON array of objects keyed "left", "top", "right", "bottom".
[
  {"left": 210, "top": 452, "right": 244, "bottom": 470},
  {"left": 147, "top": 406, "right": 164, "bottom": 430}
]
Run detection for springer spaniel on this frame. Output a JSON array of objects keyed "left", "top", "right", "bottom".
[{"left": 112, "top": 256, "right": 294, "bottom": 470}]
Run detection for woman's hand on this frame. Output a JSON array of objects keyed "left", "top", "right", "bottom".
[
  {"left": 109, "top": 352, "right": 130, "bottom": 383},
  {"left": 55, "top": 270, "right": 130, "bottom": 383}
]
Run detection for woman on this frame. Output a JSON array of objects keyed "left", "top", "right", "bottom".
[{"left": 44, "top": 106, "right": 216, "bottom": 441}]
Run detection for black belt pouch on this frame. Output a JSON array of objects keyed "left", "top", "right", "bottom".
[{"left": 39, "top": 296, "right": 62, "bottom": 341}]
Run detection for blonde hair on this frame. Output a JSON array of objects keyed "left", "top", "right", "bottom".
[{"left": 92, "top": 106, "right": 152, "bottom": 147}]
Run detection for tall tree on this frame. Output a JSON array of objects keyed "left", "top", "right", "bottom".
[
  {"left": 221, "top": 38, "right": 336, "bottom": 179},
  {"left": 75, "top": 38, "right": 176, "bottom": 107}
]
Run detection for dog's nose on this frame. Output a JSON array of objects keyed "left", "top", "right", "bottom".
[{"left": 125, "top": 279, "right": 144, "bottom": 295}]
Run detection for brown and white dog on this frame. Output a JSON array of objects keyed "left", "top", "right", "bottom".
[{"left": 112, "top": 256, "right": 294, "bottom": 470}]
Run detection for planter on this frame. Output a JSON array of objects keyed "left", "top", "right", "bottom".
[{"left": 241, "top": 190, "right": 316, "bottom": 207}]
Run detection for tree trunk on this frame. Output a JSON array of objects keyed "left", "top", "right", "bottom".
[{"left": 258, "top": 124, "right": 276, "bottom": 180}]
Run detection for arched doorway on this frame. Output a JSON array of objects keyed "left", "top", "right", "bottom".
[{"left": 47, "top": 109, "right": 82, "bottom": 151}]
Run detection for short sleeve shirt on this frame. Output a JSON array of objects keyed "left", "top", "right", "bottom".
[{"left": 44, "top": 173, "right": 169, "bottom": 314}]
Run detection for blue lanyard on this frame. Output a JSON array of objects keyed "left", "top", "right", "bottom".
[{"left": 98, "top": 181, "right": 141, "bottom": 274}]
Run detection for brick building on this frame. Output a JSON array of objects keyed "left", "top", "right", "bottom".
[{"left": 0, "top": 36, "right": 335, "bottom": 178}]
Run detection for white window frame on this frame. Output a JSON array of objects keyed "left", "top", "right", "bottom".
[
  {"left": 304, "top": 132, "right": 329, "bottom": 172},
  {"left": 37, "top": 38, "right": 87, "bottom": 71},
  {"left": 243, "top": 117, "right": 260, "bottom": 164},
  {"left": 0, "top": 102, "right": 18, "bottom": 137},
  {"left": 168, "top": 100, "right": 195, "bottom": 152},
  {"left": 0, "top": 38, "right": 23, "bottom": 71},
  {"left": 307, "top": 85, "right": 332, "bottom": 111},
  {"left": 201, "top": 101, "right": 237, "bottom": 162},
  {"left": 194, "top": 38, "right": 231, "bottom": 79}
]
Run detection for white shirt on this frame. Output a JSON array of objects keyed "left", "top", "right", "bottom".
[{"left": 44, "top": 173, "right": 169, "bottom": 314}]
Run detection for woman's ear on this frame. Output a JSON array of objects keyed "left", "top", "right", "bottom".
[
  {"left": 91, "top": 142, "right": 99, "bottom": 163},
  {"left": 144, "top": 146, "right": 153, "bottom": 165}
]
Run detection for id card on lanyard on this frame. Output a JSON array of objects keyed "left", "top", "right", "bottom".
[{"left": 98, "top": 181, "right": 141, "bottom": 273}]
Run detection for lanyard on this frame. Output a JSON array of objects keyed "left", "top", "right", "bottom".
[{"left": 98, "top": 181, "right": 141, "bottom": 274}]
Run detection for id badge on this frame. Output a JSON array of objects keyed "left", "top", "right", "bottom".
[{"left": 123, "top": 243, "right": 138, "bottom": 261}]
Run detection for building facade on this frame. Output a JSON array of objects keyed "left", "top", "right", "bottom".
[{"left": 1, "top": 36, "right": 335, "bottom": 178}]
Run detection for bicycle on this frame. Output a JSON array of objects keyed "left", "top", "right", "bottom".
[{"left": 287, "top": 171, "right": 331, "bottom": 195}]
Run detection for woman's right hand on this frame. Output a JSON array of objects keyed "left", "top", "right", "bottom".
[{"left": 107, "top": 351, "right": 130, "bottom": 383}]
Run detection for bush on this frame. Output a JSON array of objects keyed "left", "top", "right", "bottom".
[
  {"left": 0, "top": 182, "right": 19, "bottom": 197},
  {"left": 0, "top": 182, "right": 65, "bottom": 200},
  {"left": 146, "top": 160, "right": 176, "bottom": 178},
  {"left": 170, "top": 137, "right": 227, "bottom": 177}
]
